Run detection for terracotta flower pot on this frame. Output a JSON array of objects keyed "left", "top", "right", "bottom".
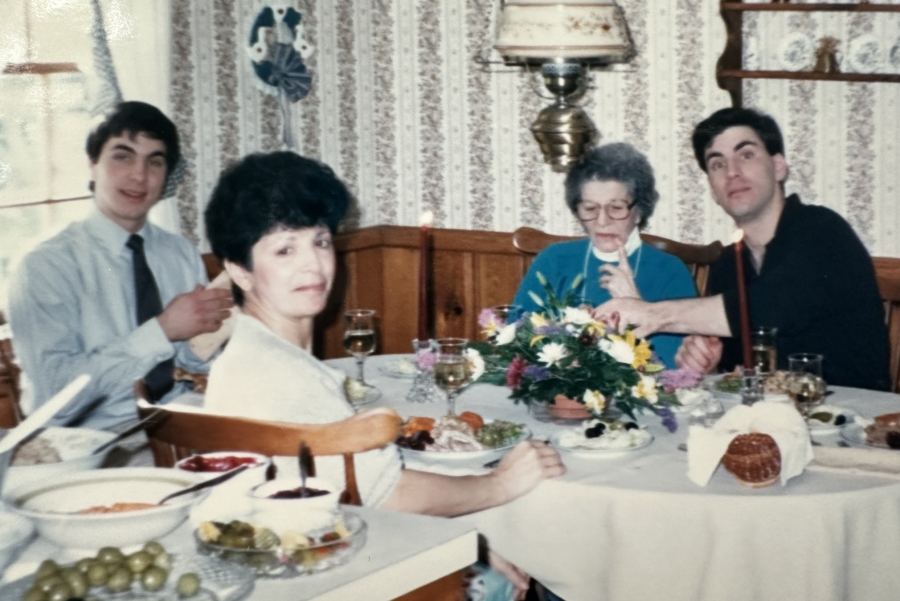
[{"left": 547, "top": 394, "right": 592, "bottom": 419}]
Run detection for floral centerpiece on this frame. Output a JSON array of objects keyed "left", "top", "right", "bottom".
[{"left": 470, "top": 274, "right": 679, "bottom": 431}]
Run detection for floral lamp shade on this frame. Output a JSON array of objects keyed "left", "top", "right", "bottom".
[{"left": 494, "top": 0, "right": 635, "bottom": 65}]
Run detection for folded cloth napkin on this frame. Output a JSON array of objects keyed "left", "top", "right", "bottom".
[
  {"left": 687, "top": 402, "right": 813, "bottom": 486},
  {"left": 809, "top": 446, "right": 900, "bottom": 479},
  {"left": 188, "top": 271, "right": 238, "bottom": 361}
]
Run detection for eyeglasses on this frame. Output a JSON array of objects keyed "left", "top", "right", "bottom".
[{"left": 576, "top": 201, "right": 634, "bottom": 222}]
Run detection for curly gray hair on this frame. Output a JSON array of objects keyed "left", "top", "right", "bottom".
[{"left": 564, "top": 142, "right": 660, "bottom": 229}]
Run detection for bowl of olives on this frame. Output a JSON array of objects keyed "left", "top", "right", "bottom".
[
  {"left": 0, "top": 542, "right": 255, "bottom": 601},
  {"left": 3, "top": 467, "right": 208, "bottom": 550}
]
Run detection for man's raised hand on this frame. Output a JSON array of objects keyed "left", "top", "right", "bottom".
[{"left": 158, "top": 285, "right": 234, "bottom": 341}]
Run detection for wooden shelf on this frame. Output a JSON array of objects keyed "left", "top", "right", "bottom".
[
  {"left": 722, "top": 3, "right": 900, "bottom": 12},
  {"left": 720, "top": 69, "right": 900, "bottom": 82}
]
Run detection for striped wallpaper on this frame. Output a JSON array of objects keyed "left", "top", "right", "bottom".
[{"left": 170, "top": 0, "right": 900, "bottom": 257}]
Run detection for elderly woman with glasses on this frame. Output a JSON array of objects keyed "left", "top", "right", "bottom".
[{"left": 512, "top": 143, "right": 697, "bottom": 367}]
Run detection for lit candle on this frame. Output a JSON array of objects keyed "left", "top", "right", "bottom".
[
  {"left": 418, "top": 211, "right": 433, "bottom": 342},
  {"left": 732, "top": 230, "right": 753, "bottom": 368}
]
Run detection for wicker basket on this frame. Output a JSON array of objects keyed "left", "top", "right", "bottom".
[{"left": 720, "top": 432, "right": 781, "bottom": 488}]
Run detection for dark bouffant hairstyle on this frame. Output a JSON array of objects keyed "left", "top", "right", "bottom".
[
  {"left": 204, "top": 152, "right": 351, "bottom": 303},
  {"left": 85, "top": 101, "right": 180, "bottom": 185},
  {"left": 691, "top": 107, "right": 785, "bottom": 173},
  {"left": 564, "top": 142, "right": 659, "bottom": 230}
]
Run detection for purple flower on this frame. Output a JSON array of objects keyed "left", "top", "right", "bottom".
[
  {"left": 522, "top": 365, "right": 549, "bottom": 381},
  {"left": 658, "top": 368, "right": 704, "bottom": 391},
  {"left": 417, "top": 350, "right": 436, "bottom": 370},
  {"left": 535, "top": 324, "right": 567, "bottom": 336},
  {"left": 478, "top": 308, "right": 496, "bottom": 328},
  {"left": 506, "top": 355, "right": 528, "bottom": 389},
  {"left": 654, "top": 405, "right": 678, "bottom": 433}
]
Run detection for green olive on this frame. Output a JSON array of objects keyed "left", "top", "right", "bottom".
[
  {"left": 176, "top": 573, "right": 201, "bottom": 598},
  {"left": 142, "top": 541, "right": 166, "bottom": 557},
  {"left": 35, "top": 575, "right": 64, "bottom": 595},
  {"left": 96, "top": 547, "right": 125, "bottom": 565},
  {"left": 140, "top": 566, "right": 168, "bottom": 592},
  {"left": 45, "top": 584, "right": 73, "bottom": 601},
  {"left": 126, "top": 551, "right": 153, "bottom": 574},
  {"left": 75, "top": 557, "right": 96, "bottom": 574},
  {"left": 34, "top": 560, "right": 59, "bottom": 580},
  {"left": 21, "top": 587, "right": 46, "bottom": 601},
  {"left": 152, "top": 551, "right": 173, "bottom": 572},
  {"left": 58, "top": 568, "right": 88, "bottom": 597},
  {"left": 104, "top": 561, "right": 124, "bottom": 577},
  {"left": 106, "top": 567, "right": 134, "bottom": 593},
  {"left": 86, "top": 563, "right": 109, "bottom": 587}
]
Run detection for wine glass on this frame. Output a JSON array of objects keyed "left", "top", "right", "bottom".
[
  {"left": 786, "top": 353, "right": 826, "bottom": 419},
  {"left": 433, "top": 338, "right": 471, "bottom": 415},
  {"left": 491, "top": 304, "right": 521, "bottom": 326},
  {"left": 343, "top": 309, "right": 377, "bottom": 390},
  {"left": 751, "top": 326, "right": 777, "bottom": 374}
]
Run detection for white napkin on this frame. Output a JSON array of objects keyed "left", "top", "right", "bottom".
[
  {"left": 809, "top": 446, "right": 900, "bottom": 480},
  {"left": 687, "top": 403, "right": 813, "bottom": 486},
  {"left": 188, "top": 271, "right": 238, "bottom": 361}
]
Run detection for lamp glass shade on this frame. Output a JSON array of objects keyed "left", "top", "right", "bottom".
[{"left": 494, "top": 0, "right": 634, "bottom": 63}]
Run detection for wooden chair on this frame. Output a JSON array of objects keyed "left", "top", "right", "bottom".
[
  {"left": 873, "top": 257, "right": 900, "bottom": 393},
  {"left": 0, "top": 312, "right": 23, "bottom": 428},
  {"left": 135, "top": 381, "right": 402, "bottom": 506},
  {"left": 512, "top": 226, "right": 724, "bottom": 295}
]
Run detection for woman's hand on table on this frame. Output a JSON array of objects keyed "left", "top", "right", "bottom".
[
  {"left": 488, "top": 550, "right": 531, "bottom": 601},
  {"left": 599, "top": 244, "right": 641, "bottom": 299},
  {"left": 492, "top": 439, "right": 566, "bottom": 503},
  {"left": 675, "top": 335, "right": 722, "bottom": 373}
]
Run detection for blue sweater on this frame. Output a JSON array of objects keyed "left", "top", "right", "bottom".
[{"left": 513, "top": 239, "right": 697, "bottom": 368}]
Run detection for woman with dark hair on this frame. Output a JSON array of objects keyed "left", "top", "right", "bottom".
[
  {"left": 204, "top": 151, "right": 565, "bottom": 600},
  {"left": 513, "top": 143, "right": 697, "bottom": 368}
]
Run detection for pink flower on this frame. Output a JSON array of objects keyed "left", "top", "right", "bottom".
[
  {"left": 506, "top": 355, "right": 528, "bottom": 389},
  {"left": 478, "top": 307, "right": 496, "bottom": 328}
]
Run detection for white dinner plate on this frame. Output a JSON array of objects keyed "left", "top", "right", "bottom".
[
  {"left": 705, "top": 373, "right": 792, "bottom": 404},
  {"left": 806, "top": 404, "right": 856, "bottom": 436},
  {"left": 378, "top": 356, "right": 419, "bottom": 379},
  {"left": 839, "top": 423, "right": 890, "bottom": 449},
  {"left": 778, "top": 33, "right": 814, "bottom": 72},
  {"left": 548, "top": 430, "right": 654, "bottom": 458},
  {"left": 399, "top": 425, "right": 531, "bottom": 467},
  {"left": 349, "top": 386, "right": 382, "bottom": 407},
  {"left": 847, "top": 34, "right": 881, "bottom": 74}
]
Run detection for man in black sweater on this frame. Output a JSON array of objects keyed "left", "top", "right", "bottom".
[{"left": 595, "top": 107, "right": 889, "bottom": 390}]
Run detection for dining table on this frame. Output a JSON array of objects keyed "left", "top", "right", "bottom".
[{"left": 329, "top": 353, "right": 900, "bottom": 601}]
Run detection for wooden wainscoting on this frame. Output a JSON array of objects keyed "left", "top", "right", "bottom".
[{"left": 313, "top": 226, "right": 530, "bottom": 360}]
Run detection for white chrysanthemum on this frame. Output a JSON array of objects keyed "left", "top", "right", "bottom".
[
  {"left": 464, "top": 348, "right": 485, "bottom": 381},
  {"left": 537, "top": 342, "right": 568, "bottom": 367},
  {"left": 496, "top": 323, "right": 517, "bottom": 345},
  {"left": 582, "top": 389, "right": 607, "bottom": 413},
  {"left": 631, "top": 374, "right": 659, "bottom": 402},
  {"left": 562, "top": 307, "right": 594, "bottom": 326},
  {"left": 600, "top": 337, "right": 635, "bottom": 365}
]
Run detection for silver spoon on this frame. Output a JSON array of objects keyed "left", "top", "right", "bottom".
[{"left": 157, "top": 464, "right": 249, "bottom": 505}]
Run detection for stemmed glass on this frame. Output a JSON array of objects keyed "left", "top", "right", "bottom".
[
  {"left": 433, "top": 338, "right": 471, "bottom": 415},
  {"left": 491, "top": 304, "right": 521, "bottom": 325},
  {"left": 343, "top": 309, "right": 377, "bottom": 390},
  {"left": 786, "top": 353, "right": 826, "bottom": 419}
]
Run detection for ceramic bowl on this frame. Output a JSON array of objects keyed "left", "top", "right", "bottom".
[
  {"left": 176, "top": 452, "right": 272, "bottom": 526},
  {"left": 2, "top": 426, "right": 117, "bottom": 494},
  {"left": 4, "top": 467, "right": 207, "bottom": 550},
  {"left": 248, "top": 477, "right": 339, "bottom": 533}
]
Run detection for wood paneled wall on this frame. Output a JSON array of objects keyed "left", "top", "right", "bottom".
[{"left": 313, "top": 226, "right": 530, "bottom": 360}]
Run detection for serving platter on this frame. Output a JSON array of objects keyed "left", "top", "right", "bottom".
[
  {"left": 839, "top": 423, "right": 892, "bottom": 450},
  {"left": 399, "top": 425, "right": 531, "bottom": 467},
  {"left": 549, "top": 430, "right": 654, "bottom": 458},
  {"left": 806, "top": 405, "right": 856, "bottom": 436}
]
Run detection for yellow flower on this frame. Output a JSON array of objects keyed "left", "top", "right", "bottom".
[
  {"left": 585, "top": 321, "right": 606, "bottom": 337},
  {"left": 632, "top": 339, "right": 652, "bottom": 369},
  {"left": 530, "top": 334, "right": 547, "bottom": 347},
  {"left": 529, "top": 313, "right": 549, "bottom": 328},
  {"left": 583, "top": 389, "right": 607, "bottom": 413},
  {"left": 631, "top": 375, "right": 659, "bottom": 403}
]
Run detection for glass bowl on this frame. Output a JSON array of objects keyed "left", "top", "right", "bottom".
[{"left": 194, "top": 511, "right": 367, "bottom": 578}]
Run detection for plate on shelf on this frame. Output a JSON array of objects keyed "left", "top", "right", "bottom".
[
  {"left": 847, "top": 34, "right": 882, "bottom": 74},
  {"left": 549, "top": 425, "right": 654, "bottom": 458},
  {"left": 888, "top": 38, "right": 900, "bottom": 74},
  {"left": 0, "top": 553, "right": 254, "bottom": 601},
  {"left": 778, "top": 33, "right": 814, "bottom": 72},
  {"left": 378, "top": 356, "right": 420, "bottom": 379}
]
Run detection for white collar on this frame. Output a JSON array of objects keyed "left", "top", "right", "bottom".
[{"left": 591, "top": 227, "right": 642, "bottom": 262}]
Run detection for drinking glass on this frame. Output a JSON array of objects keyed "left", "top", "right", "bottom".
[
  {"left": 786, "top": 353, "right": 826, "bottom": 418},
  {"left": 343, "top": 309, "right": 377, "bottom": 388},
  {"left": 739, "top": 366, "right": 764, "bottom": 406},
  {"left": 491, "top": 304, "right": 521, "bottom": 326},
  {"left": 751, "top": 326, "right": 777, "bottom": 374},
  {"left": 433, "top": 338, "right": 471, "bottom": 415}
]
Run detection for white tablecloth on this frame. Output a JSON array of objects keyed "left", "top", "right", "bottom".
[{"left": 330, "top": 355, "right": 900, "bottom": 601}]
